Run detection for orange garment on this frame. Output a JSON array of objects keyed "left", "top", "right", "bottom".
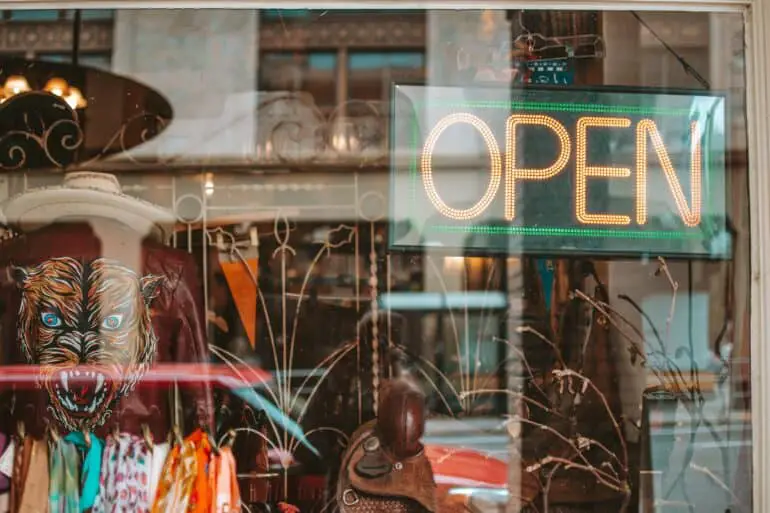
[
  {"left": 186, "top": 429, "right": 213, "bottom": 513},
  {"left": 210, "top": 446, "right": 241, "bottom": 513},
  {"left": 151, "top": 429, "right": 213, "bottom": 513}
]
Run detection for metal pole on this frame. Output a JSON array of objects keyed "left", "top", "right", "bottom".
[{"left": 72, "top": 9, "right": 81, "bottom": 66}]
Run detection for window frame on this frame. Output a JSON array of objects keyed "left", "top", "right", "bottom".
[{"left": 1, "top": 2, "right": 768, "bottom": 512}]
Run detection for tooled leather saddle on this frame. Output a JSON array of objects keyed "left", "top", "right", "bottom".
[{"left": 337, "top": 378, "right": 436, "bottom": 513}]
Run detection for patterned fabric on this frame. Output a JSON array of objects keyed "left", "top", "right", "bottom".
[
  {"left": 49, "top": 438, "right": 80, "bottom": 513},
  {"left": 186, "top": 430, "right": 213, "bottom": 513},
  {"left": 65, "top": 432, "right": 104, "bottom": 511},
  {"left": 148, "top": 443, "right": 169, "bottom": 505},
  {"left": 0, "top": 433, "right": 10, "bottom": 492},
  {"left": 93, "top": 434, "right": 152, "bottom": 513},
  {"left": 151, "top": 430, "right": 211, "bottom": 513},
  {"left": 210, "top": 447, "right": 240, "bottom": 513}
]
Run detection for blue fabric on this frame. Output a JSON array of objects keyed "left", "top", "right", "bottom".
[
  {"left": 65, "top": 432, "right": 104, "bottom": 511},
  {"left": 537, "top": 259, "right": 555, "bottom": 311}
]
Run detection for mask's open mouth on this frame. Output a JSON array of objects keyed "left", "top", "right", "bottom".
[{"left": 50, "top": 368, "right": 114, "bottom": 417}]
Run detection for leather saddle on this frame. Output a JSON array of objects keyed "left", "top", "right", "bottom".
[{"left": 337, "top": 378, "right": 436, "bottom": 513}]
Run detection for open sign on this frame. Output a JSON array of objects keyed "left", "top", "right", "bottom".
[{"left": 389, "top": 85, "right": 728, "bottom": 259}]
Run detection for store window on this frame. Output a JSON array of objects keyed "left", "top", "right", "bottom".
[
  {"left": 2, "top": 9, "right": 114, "bottom": 21},
  {"left": 348, "top": 51, "right": 425, "bottom": 101},
  {"left": 38, "top": 52, "right": 113, "bottom": 70},
  {"left": 0, "top": 7, "right": 752, "bottom": 513},
  {"left": 259, "top": 51, "right": 338, "bottom": 111}
]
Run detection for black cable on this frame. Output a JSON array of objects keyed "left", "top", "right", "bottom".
[{"left": 630, "top": 11, "right": 710, "bottom": 90}]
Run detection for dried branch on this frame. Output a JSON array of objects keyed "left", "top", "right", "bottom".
[
  {"left": 525, "top": 456, "right": 629, "bottom": 495},
  {"left": 493, "top": 336, "right": 550, "bottom": 400},
  {"left": 655, "top": 257, "right": 679, "bottom": 345},
  {"left": 552, "top": 369, "right": 628, "bottom": 471},
  {"left": 516, "top": 326, "right": 568, "bottom": 370},
  {"left": 514, "top": 416, "right": 625, "bottom": 482},
  {"left": 459, "top": 389, "right": 565, "bottom": 420},
  {"left": 690, "top": 462, "right": 746, "bottom": 513},
  {"left": 573, "top": 289, "right": 682, "bottom": 395}
]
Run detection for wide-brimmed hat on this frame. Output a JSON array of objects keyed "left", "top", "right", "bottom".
[{"left": 0, "top": 171, "right": 175, "bottom": 241}]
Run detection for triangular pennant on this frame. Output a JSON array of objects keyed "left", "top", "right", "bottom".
[{"left": 220, "top": 258, "right": 258, "bottom": 348}]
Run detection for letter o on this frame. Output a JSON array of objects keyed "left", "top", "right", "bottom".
[{"left": 420, "top": 113, "right": 502, "bottom": 220}]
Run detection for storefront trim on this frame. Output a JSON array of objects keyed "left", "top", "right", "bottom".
[
  {"left": 1, "top": 0, "right": 766, "bottom": 511},
  {"left": 0, "top": 0, "right": 749, "bottom": 13},
  {"left": 745, "top": 1, "right": 770, "bottom": 512}
]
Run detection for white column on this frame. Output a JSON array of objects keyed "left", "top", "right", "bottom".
[
  {"left": 744, "top": 1, "right": 770, "bottom": 511},
  {"left": 112, "top": 9, "right": 259, "bottom": 160}
]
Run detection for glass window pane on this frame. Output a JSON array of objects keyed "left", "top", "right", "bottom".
[
  {"left": 65, "top": 9, "right": 115, "bottom": 20},
  {"left": 7, "top": 9, "right": 60, "bottom": 21},
  {"left": 0, "top": 8, "right": 752, "bottom": 513}
]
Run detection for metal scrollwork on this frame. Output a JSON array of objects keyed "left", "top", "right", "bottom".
[
  {"left": 256, "top": 92, "right": 389, "bottom": 166},
  {"left": 257, "top": 92, "right": 327, "bottom": 164},
  {"left": 82, "top": 112, "right": 170, "bottom": 166},
  {"left": 0, "top": 92, "right": 83, "bottom": 171}
]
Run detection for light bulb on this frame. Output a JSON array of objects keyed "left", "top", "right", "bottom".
[
  {"left": 64, "top": 86, "right": 87, "bottom": 109},
  {"left": 43, "top": 77, "right": 69, "bottom": 97},
  {"left": 204, "top": 173, "right": 214, "bottom": 197},
  {"left": 3, "top": 75, "right": 31, "bottom": 96}
]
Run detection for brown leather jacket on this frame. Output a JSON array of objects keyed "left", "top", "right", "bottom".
[{"left": 0, "top": 221, "right": 213, "bottom": 440}]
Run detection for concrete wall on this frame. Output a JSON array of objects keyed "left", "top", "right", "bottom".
[{"left": 112, "top": 10, "right": 259, "bottom": 161}]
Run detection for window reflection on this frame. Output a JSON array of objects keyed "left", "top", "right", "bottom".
[{"left": 0, "top": 8, "right": 752, "bottom": 513}]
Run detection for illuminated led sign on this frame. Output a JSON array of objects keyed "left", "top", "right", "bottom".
[{"left": 389, "top": 85, "right": 729, "bottom": 258}]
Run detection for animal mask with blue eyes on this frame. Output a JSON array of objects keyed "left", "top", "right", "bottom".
[{"left": 12, "top": 257, "right": 164, "bottom": 431}]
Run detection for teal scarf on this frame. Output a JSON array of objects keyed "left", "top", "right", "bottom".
[
  {"left": 65, "top": 432, "right": 104, "bottom": 511},
  {"left": 49, "top": 438, "right": 80, "bottom": 513}
]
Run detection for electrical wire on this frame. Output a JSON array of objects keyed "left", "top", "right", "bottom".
[{"left": 630, "top": 11, "right": 711, "bottom": 90}]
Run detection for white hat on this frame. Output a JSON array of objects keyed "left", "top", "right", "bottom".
[{"left": 0, "top": 171, "right": 176, "bottom": 241}]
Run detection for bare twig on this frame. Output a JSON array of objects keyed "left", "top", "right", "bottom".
[
  {"left": 690, "top": 462, "right": 746, "bottom": 512},
  {"left": 542, "top": 462, "right": 563, "bottom": 513},
  {"left": 573, "top": 290, "right": 682, "bottom": 395},
  {"left": 552, "top": 370, "right": 628, "bottom": 471},
  {"left": 492, "top": 337, "right": 550, "bottom": 400},
  {"left": 579, "top": 307, "right": 595, "bottom": 373},
  {"left": 515, "top": 416, "right": 625, "bottom": 482},
  {"left": 459, "top": 389, "right": 565, "bottom": 420},
  {"left": 516, "top": 326, "right": 568, "bottom": 369},
  {"left": 526, "top": 456, "right": 629, "bottom": 494},
  {"left": 616, "top": 293, "right": 691, "bottom": 397},
  {"left": 617, "top": 293, "right": 666, "bottom": 356},
  {"left": 655, "top": 256, "right": 679, "bottom": 345}
]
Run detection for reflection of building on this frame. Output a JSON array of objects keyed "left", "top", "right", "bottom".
[
  {"left": 0, "top": 8, "right": 753, "bottom": 513},
  {"left": 0, "top": 9, "right": 113, "bottom": 68}
]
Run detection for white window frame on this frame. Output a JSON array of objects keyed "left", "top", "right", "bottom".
[{"left": 3, "top": 0, "right": 769, "bottom": 511}]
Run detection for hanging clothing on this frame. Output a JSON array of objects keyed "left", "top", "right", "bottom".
[
  {"left": 0, "top": 433, "right": 10, "bottom": 492},
  {"left": 9, "top": 437, "right": 31, "bottom": 513},
  {"left": 0, "top": 222, "right": 213, "bottom": 441},
  {"left": 210, "top": 446, "right": 240, "bottom": 513},
  {"left": 49, "top": 438, "right": 80, "bottom": 513},
  {"left": 151, "top": 431, "right": 204, "bottom": 513},
  {"left": 10, "top": 436, "right": 48, "bottom": 513},
  {"left": 93, "top": 434, "right": 153, "bottom": 513},
  {"left": 148, "top": 443, "right": 169, "bottom": 505},
  {"left": 186, "top": 430, "right": 214, "bottom": 513},
  {"left": 65, "top": 432, "right": 104, "bottom": 511}
]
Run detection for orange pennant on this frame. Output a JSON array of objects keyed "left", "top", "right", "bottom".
[{"left": 220, "top": 258, "right": 259, "bottom": 348}]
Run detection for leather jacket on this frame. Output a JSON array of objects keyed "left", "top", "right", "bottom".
[{"left": 0, "top": 221, "right": 213, "bottom": 440}]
